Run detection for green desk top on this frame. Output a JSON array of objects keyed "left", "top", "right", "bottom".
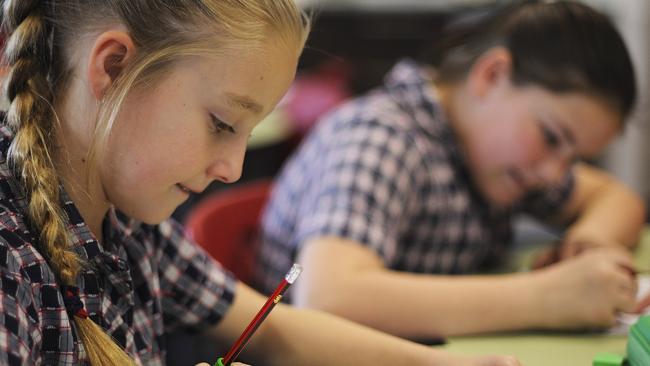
[
  {"left": 445, "top": 227, "right": 650, "bottom": 366},
  {"left": 446, "top": 332, "right": 626, "bottom": 366}
]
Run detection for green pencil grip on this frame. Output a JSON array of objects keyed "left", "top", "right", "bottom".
[{"left": 215, "top": 357, "right": 226, "bottom": 366}]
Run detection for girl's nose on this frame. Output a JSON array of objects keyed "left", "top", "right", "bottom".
[
  {"left": 537, "top": 157, "right": 570, "bottom": 185},
  {"left": 206, "top": 144, "right": 246, "bottom": 184}
]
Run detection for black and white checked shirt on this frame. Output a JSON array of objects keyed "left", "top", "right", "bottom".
[
  {"left": 0, "top": 121, "right": 236, "bottom": 365},
  {"left": 256, "top": 59, "right": 574, "bottom": 296}
]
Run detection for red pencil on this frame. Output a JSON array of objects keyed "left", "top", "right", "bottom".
[{"left": 217, "top": 263, "right": 303, "bottom": 366}]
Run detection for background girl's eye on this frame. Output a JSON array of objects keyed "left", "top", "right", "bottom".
[
  {"left": 541, "top": 125, "right": 560, "bottom": 148},
  {"left": 211, "top": 115, "right": 236, "bottom": 134}
]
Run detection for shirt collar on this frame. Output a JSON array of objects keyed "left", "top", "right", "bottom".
[
  {"left": 383, "top": 58, "right": 452, "bottom": 140},
  {"left": 384, "top": 59, "right": 472, "bottom": 172},
  {"left": 61, "top": 190, "right": 134, "bottom": 296}
]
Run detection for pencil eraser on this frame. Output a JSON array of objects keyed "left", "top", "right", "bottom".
[
  {"left": 214, "top": 357, "right": 226, "bottom": 366},
  {"left": 592, "top": 352, "right": 625, "bottom": 366}
]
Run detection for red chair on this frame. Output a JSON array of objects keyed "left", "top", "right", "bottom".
[{"left": 185, "top": 180, "right": 273, "bottom": 286}]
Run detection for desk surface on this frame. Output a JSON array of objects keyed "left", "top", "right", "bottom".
[
  {"left": 446, "top": 333, "right": 625, "bottom": 366},
  {"left": 445, "top": 227, "right": 650, "bottom": 366}
]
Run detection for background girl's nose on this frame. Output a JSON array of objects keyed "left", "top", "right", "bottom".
[{"left": 538, "top": 158, "right": 569, "bottom": 185}]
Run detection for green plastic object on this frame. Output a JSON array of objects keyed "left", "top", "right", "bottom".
[
  {"left": 215, "top": 357, "right": 226, "bottom": 366},
  {"left": 592, "top": 352, "right": 625, "bottom": 366},
  {"left": 627, "top": 315, "right": 650, "bottom": 366}
]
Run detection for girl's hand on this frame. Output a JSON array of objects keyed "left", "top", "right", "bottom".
[
  {"left": 559, "top": 236, "right": 625, "bottom": 260},
  {"left": 532, "top": 236, "right": 629, "bottom": 270},
  {"left": 534, "top": 246, "right": 637, "bottom": 329}
]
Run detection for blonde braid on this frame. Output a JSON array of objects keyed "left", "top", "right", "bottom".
[
  {"left": 2, "top": 1, "right": 134, "bottom": 365},
  {"left": 3, "top": 0, "right": 79, "bottom": 281}
]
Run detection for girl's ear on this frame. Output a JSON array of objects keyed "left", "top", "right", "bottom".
[
  {"left": 86, "top": 30, "right": 136, "bottom": 100},
  {"left": 466, "top": 47, "right": 512, "bottom": 99}
]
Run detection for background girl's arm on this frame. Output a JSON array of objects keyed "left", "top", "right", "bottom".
[
  {"left": 289, "top": 236, "right": 637, "bottom": 338},
  {"left": 555, "top": 163, "right": 646, "bottom": 258},
  {"left": 208, "top": 281, "right": 519, "bottom": 366}
]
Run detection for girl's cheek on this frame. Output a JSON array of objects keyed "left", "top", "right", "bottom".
[{"left": 513, "top": 133, "right": 548, "bottom": 164}]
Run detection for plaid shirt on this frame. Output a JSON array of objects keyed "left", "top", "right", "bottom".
[
  {"left": 0, "top": 122, "right": 236, "bottom": 365},
  {"left": 256, "top": 59, "right": 574, "bottom": 296}
]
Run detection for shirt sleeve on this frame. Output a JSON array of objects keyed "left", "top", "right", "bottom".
[
  {"left": 154, "top": 219, "right": 237, "bottom": 333},
  {"left": 292, "top": 117, "right": 425, "bottom": 258},
  {"left": 518, "top": 169, "right": 576, "bottom": 221}
]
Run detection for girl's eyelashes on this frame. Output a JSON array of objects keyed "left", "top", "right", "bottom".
[
  {"left": 210, "top": 114, "right": 236, "bottom": 134},
  {"left": 540, "top": 124, "right": 560, "bottom": 149}
]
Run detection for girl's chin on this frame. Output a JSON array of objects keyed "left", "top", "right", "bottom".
[{"left": 128, "top": 205, "right": 177, "bottom": 225}]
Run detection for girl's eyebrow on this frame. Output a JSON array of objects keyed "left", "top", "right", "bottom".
[
  {"left": 558, "top": 124, "right": 576, "bottom": 146},
  {"left": 225, "top": 92, "right": 263, "bottom": 114}
]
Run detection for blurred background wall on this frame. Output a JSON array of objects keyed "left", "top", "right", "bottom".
[{"left": 582, "top": 0, "right": 650, "bottom": 199}]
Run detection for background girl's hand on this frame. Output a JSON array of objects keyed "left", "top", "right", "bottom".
[
  {"left": 454, "top": 355, "right": 521, "bottom": 366},
  {"left": 532, "top": 236, "right": 627, "bottom": 270},
  {"left": 534, "top": 246, "right": 637, "bottom": 329},
  {"left": 531, "top": 241, "right": 562, "bottom": 269},
  {"left": 559, "top": 235, "right": 626, "bottom": 260}
]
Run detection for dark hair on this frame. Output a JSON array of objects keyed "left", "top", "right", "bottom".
[{"left": 427, "top": 0, "right": 636, "bottom": 120}]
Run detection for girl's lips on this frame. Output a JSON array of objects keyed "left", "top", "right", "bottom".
[
  {"left": 508, "top": 169, "right": 534, "bottom": 192},
  {"left": 509, "top": 171, "right": 525, "bottom": 191}
]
